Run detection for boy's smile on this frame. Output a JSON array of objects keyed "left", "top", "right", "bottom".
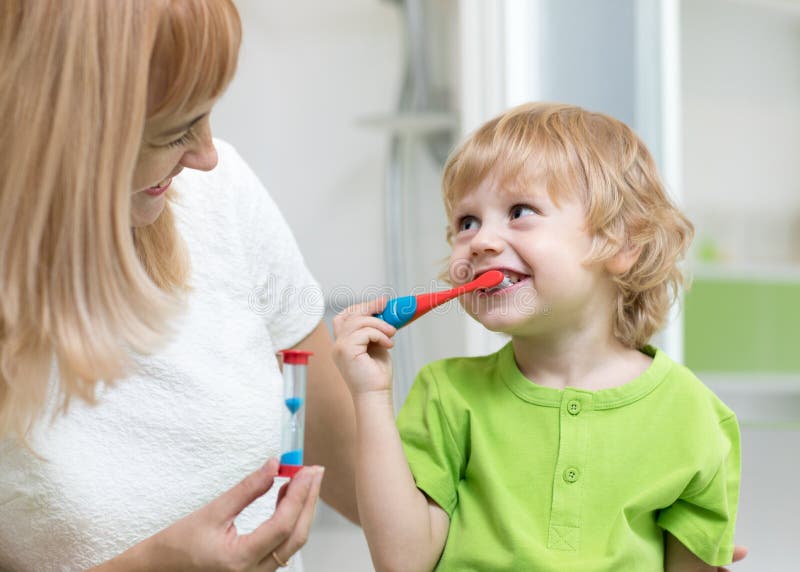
[
  {"left": 476, "top": 266, "right": 531, "bottom": 295},
  {"left": 449, "top": 171, "right": 616, "bottom": 340}
]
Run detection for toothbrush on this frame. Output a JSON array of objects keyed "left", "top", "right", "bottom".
[{"left": 374, "top": 270, "right": 508, "bottom": 329}]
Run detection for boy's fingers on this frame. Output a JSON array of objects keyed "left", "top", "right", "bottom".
[
  {"left": 336, "top": 315, "right": 396, "bottom": 340},
  {"left": 336, "top": 297, "right": 389, "bottom": 323},
  {"left": 344, "top": 327, "right": 394, "bottom": 356},
  {"left": 731, "top": 546, "right": 748, "bottom": 562}
]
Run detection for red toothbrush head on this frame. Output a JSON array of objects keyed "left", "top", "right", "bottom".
[
  {"left": 411, "top": 270, "right": 506, "bottom": 318},
  {"left": 467, "top": 269, "right": 506, "bottom": 291}
]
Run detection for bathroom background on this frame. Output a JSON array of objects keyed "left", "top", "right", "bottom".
[{"left": 214, "top": 0, "right": 800, "bottom": 570}]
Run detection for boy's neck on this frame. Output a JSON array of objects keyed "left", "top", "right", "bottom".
[{"left": 510, "top": 329, "right": 652, "bottom": 392}]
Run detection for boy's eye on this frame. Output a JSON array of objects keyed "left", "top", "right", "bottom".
[
  {"left": 510, "top": 204, "right": 536, "bottom": 220},
  {"left": 457, "top": 215, "right": 480, "bottom": 232}
]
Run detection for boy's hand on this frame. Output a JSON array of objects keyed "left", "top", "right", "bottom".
[
  {"left": 332, "top": 297, "right": 397, "bottom": 396},
  {"left": 717, "top": 545, "right": 748, "bottom": 571},
  {"left": 665, "top": 534, "right": 748, "bottom": 572}
]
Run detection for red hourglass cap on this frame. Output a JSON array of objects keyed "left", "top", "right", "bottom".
[{"left": 278, "top": 350, "right": 313, "bottom": 365}]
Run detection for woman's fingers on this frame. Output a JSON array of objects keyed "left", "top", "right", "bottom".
[
  {"left": 260, "top": 467, "right": 324, "bottom": 568},
  {"left": 286, "top": 467, "right": 324, "bottom": 546},
  {"left": 209, "top": 458, "right": 280, "bottom": 522},
  {"left": 244, "top": 466, "right": 324, "bottom": 562}
]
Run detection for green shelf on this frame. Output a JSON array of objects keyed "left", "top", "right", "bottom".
[{"left": 684, "top": 277, "right": 800, "bottom": 372}]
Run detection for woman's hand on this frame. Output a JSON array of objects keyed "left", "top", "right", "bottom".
[
  {"left": 92, "top": 458, "right": 324, "bottom": 572},
  {"left": 332, "top": 297, "right": 397, "bottom": 397}
]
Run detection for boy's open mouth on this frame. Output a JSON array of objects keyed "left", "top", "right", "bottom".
[{"left": 478, "top": 269, "right": 530, "bottom": 293}]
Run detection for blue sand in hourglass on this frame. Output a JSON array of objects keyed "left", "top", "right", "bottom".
[
  {"left": 281, "top": 449, "right": 303, "bottom": 465},
  {"left": 281, "top": 397, "right": 304, "bottom": 465},
  {"left": 285, "top": 397, "right": 304, "bottom": 414}
]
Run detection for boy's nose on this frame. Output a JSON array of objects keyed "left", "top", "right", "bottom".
[{"left": 470, "top": 225, "right": 505, "bottom": 257}]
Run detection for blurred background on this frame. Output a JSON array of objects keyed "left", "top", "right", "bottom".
[{"left": 214, "top": 0, "right": 800, "bottom": 569}]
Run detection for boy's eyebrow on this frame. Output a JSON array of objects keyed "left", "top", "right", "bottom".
[
  {"left": 159, "top": 113, "right": 207, "bottom": 137},
  {"left": 450, "top": 198, "right": 475, "bottom": 217}
]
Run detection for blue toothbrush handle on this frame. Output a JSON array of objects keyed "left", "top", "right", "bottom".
[{"left": 373, "top": 295, "right": 418, "bottom": 329}]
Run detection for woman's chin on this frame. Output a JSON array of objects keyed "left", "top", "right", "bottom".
[{"left": 130, "top": 194, "right": 167, "bottom": 227}]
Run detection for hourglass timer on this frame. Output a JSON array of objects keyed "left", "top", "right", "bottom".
[{"left": 277, "top": 350, "right": 312, "bottom": 478}]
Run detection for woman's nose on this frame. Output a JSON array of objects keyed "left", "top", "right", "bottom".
[{"left": 180, "top": 125, "right": 218, "bottom": 172}]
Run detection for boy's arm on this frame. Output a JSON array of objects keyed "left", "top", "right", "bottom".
[
  {"left": 353, "top": 391, "right": 449, "bottom": 571},
  {"left": 665, "top": 533, "right": 715, "bottom": 572},
  {"left": 665, "top": 534, "right": 748, "bottom": 572},
  {"left": 658, "top": 414, "right": 741, "bottom": 567},
  {"left": 332, "top": 298, "right": 449, "bottom": 572}
]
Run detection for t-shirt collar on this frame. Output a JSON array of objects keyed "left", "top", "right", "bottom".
[{"left": 498, "top": 343, "right": 673, "bottom": 409}]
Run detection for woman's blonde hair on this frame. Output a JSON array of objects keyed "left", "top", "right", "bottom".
[
  {"left": 442, "top": 102, "right": 694, "bottom": 348},
  {"left": 0, "top": 0, "right": 241, "bottom": 440}
]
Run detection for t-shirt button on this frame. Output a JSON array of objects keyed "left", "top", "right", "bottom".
[
  {"left": 563, "top": 467, "right": 580, "bottom": 483},
  {"left": 567, "top": 400, "right": 581, "bottom": 415}
]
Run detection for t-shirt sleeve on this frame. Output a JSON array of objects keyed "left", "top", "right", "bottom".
[
  {"left": 224, "top": 141, "right": 325, "bottom": 350},
  {"left": 396, "top": 364, "right": 466, "bottom": 517},
  {"left": 657, "top": 414, "right": 741, "bottom": 566}
]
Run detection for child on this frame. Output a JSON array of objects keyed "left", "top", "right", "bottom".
[{"left": 332, "top": 102, "right": 740, "bottom": 571}]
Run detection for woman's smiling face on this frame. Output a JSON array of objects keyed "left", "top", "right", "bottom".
[{"left": 130, "top": 103, "right": 218, "bottom": 227}]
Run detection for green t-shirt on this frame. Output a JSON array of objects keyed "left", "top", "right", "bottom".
[{"left": 397, "top": 344, "right": 740, "bottom": 571}]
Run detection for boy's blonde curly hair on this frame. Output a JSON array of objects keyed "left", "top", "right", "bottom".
[{"left": 442, "top": 102, "right": 694, "bottom": 349}]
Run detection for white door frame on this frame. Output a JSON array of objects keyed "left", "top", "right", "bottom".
[{"left": 457, "top": 0, "right": 684, "bottom": 359}]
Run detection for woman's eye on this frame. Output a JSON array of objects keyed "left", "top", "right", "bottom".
[
  {"left": 458, "top": 215, "right": 479, "bottom": 232},
  {"left": 164, "top": 127, "right": 196, "bottom": 149},
  {"left": 510, "top": 204, "right": 536, "bottom": 220}
]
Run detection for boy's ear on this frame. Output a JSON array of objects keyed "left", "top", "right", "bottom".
[{"left": 605, "top": 244, "right": 642, "bottom": 275}]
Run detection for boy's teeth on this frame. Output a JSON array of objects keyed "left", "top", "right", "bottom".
[
  {"left": 486, "top": 276, "right": 514, "bottom": 292},
  {"left": 482, "top": 270, "right": 528, "bottom": 292}
]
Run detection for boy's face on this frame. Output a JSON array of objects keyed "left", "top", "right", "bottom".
[{"left": 448, "top": 173, "right": 615, "bottom": 339}]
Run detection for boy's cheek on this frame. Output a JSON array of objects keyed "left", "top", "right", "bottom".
[{"left": 448, "top": 257, "right": 476, "bottom": 284}]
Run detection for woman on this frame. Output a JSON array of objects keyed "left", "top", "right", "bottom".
[{"left": 0, "top": 1, "right": 356, "bottom": 570}]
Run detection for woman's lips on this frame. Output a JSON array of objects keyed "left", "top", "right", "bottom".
[{"left": 144, "top": 178, "right": 172, "bottom": 196}]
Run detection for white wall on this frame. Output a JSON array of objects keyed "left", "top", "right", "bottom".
[
  {"left": 682, "top": 0, "right": 800, "bottom": 265},
  {"left": 681, "top": 2, "right": 800, "bottom": 570},
  {"left": 213, "top": 0, "right": 402, "bottom": 295},
  {"left": 535, "top": 0, "right": 637, "bottom": 126}
]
